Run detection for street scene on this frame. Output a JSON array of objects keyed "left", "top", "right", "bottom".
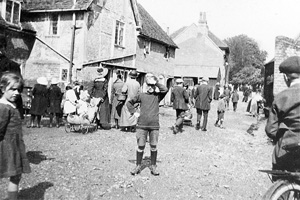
[
  {"left": 1, "top": 0, "right": 300, "bottom": 200},
  {"left": 0, "top": 98, "right": 274, "bottom": 200}
]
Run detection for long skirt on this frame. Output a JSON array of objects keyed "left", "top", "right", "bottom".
[{"left": 119, "top": 103, "right": 137, "bottom": 127}]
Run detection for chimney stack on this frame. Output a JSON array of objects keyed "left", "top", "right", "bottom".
[{"left": 198, "top": 12, "right": 208, "bottom": 35}]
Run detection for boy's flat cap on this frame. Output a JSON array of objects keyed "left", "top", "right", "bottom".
[{"left": 279, "top": 56, "right": 300, "bottom": 73}]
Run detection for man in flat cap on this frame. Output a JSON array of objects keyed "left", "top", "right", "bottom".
[
  {"left": 265, "top": 56, "right": 300, "bottom": 173},
  {"left": 171, "top": 78, "right": 189, "bottom": 134},
  {"left": 194, "top": 77, "right": 213, "bottom": 131}
]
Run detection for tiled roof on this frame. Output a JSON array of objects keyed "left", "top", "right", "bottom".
[
  {"left": 137, "top": 3, "right": 178, "bottom": 48},
  {"left": 22, "top": 0, "right": 93, "bottom": 11},
  {"left": 171, "top": 25, "right": 228, "bottom": 50}
]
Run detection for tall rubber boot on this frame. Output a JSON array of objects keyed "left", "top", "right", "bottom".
[
  {"left": 131, "top": 151, "right": 143, "bottom": 175},
  {"left": 150, "top": 150, "right": 159, "bottom": 176}
]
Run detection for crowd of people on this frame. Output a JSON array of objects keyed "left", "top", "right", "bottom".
[{"left": 1, "top": 30, "right": 300, "bottom": 199}]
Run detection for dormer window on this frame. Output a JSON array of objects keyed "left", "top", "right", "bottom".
[{"left": 0, "top": 0, "right": 21, "bottom": 25}]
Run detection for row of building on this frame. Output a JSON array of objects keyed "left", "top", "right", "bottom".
[{"left": 0, "top": 0, "right": 230, "bottom": 105}]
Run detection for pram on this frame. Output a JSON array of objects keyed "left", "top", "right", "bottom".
[{"left": 64, "top": 96, "right": 99, "bottom": 134}]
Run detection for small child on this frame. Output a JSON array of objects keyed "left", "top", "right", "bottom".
[
  {"left": 215, "top": 94, "right": 226, "bottom": 129},
  {"left": 0, "top": 72, "right": 31, "bottom": 200}
]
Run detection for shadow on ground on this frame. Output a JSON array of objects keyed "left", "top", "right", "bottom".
[
  {"left": 26, "top": 151, "right": 55, "bottom": 165},
  {"left": 18, "top": 182, "right": 54, "bottom": 200}
]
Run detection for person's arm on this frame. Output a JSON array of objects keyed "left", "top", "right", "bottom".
[
  {"left": 127, "top": 94, "right": 141, "bottom": 114},
  {"left": 157, "top": 83, "right": 169, "bottom": 101},
  {"left": 208, "top": 87, "right": 213, "bottom": 103},
  {"left": 265, "top": 102, "right": 279, "bottom": 142},
  {"left": 0, "top": 106, "right": 9, "bottom": 141}
]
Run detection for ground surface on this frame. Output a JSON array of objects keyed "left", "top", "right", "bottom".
[{"left": 0, "top": 94, "right": 275, "bottom": 200}]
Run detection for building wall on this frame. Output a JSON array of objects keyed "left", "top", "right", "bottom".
[
  {"left": 274, "top": 36, "right": 300, "bottom": 95},
  {"left": 85, "top": 0, "right": 137, "bottom": 61},
  {"left": 22, "top": 12, "right": 86, "bottom": 84},
  {"left": 135, "top": 37, "right": 175, "bottom": 77}
]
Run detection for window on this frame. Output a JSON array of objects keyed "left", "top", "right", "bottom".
[
  {"left": 49, "top": 13, "right": 59, "bottom": 35},
  {"left": 2, "top": 0, "right": 21, "bottom": 25},
  {"left": 164, "top": 46, "right": 170, "bottom": 61},
  {"left": 114, "top": 20, "right": 125, "bottom": 47},
  {"left": 60, "top": 68, "right": 69, "bottom": 82}
]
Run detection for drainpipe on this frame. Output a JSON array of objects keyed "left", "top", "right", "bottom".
[{"left": 69, "top": 12, "right": 76, "bottom": 84}]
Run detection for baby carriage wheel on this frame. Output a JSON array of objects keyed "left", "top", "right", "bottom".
[
  {"left": 81, "top": 126, "right": 89, "bottom": 134},
  {"left": 65, "top": 123, "right": 71, "bottom": 133}
]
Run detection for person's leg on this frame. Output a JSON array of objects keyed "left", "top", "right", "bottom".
[
  {"left": 29, "top": 114, "right": 36, "bottom": 127},
  {"left": 219, "top": 112, "right": 225, "bottom": 128},
  {"left": 174, "top": 109, "right": 184, "bottom": 133},
  {"left": 37, "top": 115, "right": 42, "bottom": 128},
  {"left": 49, "top": 113, "right": 54, "bottom": 127},
  {"left": 215, "top": 112, "right": 220, "bottom": 126},
  {"left": 7, "top": 174, "right": 21, "bottom": 200},
  {"left": 131, "top": 129, "right": 147, "bottom": 175},
  {"left": 149, "top": 130, "right": 159, "bottom": 176},
  {"left": 195, "top": 109, "right": 202, "bottom": 130},
  {"left": 55, "top": 113, "right": 60, "bottom": 128},
  {"left": 202, "top": 110, "right": 209, "bottom": 131}
]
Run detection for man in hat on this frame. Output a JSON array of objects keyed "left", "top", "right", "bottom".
[
  {"left": 171, "top": 78, "right": 189, "bottom": 134},
  {"left": 119, "top": 70, "right": 140, "bottom": 132},
  {"left": 0, "top": 34, "right": 24, "bottom": 118},
  {"left": 193, "top": 76, "right": 213, "bottom": 131},
  {"left": 266, "top": 56, "right": 300, "bottom": 172}
]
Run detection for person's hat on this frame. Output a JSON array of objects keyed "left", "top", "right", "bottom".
[
  {"left": 129, "top": 70, "right": 138, "bottom": 78},
  {"left": 202, "top": 77, "right": 209, "bottom": 82},
  {"left": 176, "top": 78, "right": 184, "bottom": 83},
  {"left": 279, "top": 56, "right": 300, "bottom": 74},
  {"left": 51, "top": 78, "right": 59, "bottom": 85},
  {"left": 37, "top": 77, "right": 48, "bottom": 86},
  {"left": 97, "top": 67, "right": 108, "bottom": 78}
]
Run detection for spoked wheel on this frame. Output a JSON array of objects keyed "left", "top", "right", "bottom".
[
  {"left": 81, "top": 126, "right": 89, "bottom": 134},
  {"left": 65, "top": 123, "right": 71, "bottom": 133},
  {"left": 262, "top": 180, "right": 300, "bottom": 200}
]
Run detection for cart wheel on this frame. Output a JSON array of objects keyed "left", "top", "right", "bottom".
[
  {"left": 82, "top": 126, "right": 89, "bottom": 134},
  {"left": 74, "top": 125, "right": 81, "bottom": 132},
  {"left": 65, "top": 123, "right": 71, "bottom": 133}
]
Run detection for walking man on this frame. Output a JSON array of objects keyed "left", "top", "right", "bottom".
[
  {"left": 171, "top": 78, "right": 189, "bottom": 134},
  {"left": 194, "top": 77, "right": 213, "bottom": 131}
]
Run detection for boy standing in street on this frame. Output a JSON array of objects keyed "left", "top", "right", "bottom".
[
  {"left": 127, "top": 74, "right": 168, "bottom": 176},
  {"left": 214, "top": 94, "right": 226, "bottom": 129}
]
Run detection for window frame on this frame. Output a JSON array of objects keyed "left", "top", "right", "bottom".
[
  {"left": 48, "top": 13, "right": 60, "bottom": 36},
  {"left": 60, "top": 67, "right": 69, "bottom": 83},
  {"left": 114, "top": 20, "right": 125, "bottom": 47},
  {"left": 0, "top": 0, "right": 21, "bottom": 25}
]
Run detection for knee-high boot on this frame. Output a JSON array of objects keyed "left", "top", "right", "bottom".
[
  {"left": 130, "top": 151, "right": 143, "bottom": 175},
  {"left": 150, "top": 150, "right": 159, "bottom": 176}
]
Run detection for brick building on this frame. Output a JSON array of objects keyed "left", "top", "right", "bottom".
[
  {"left": 170, "top": 12, "right": 229, "bottom": 87},
  {"left": 264, "top": 36, "right": 300, "bottom": 107}
]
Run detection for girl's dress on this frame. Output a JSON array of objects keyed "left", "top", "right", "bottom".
[{"left": 0, "top": 99, "right": 31, "bottom": 178}]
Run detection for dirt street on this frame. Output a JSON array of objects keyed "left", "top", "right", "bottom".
[{"left": 0, "top": 94, "right": 275, "bottom": 200}]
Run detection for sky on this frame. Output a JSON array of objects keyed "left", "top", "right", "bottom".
[{"left": 137, "top": 0, "right": 300, "bottom": 62}]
